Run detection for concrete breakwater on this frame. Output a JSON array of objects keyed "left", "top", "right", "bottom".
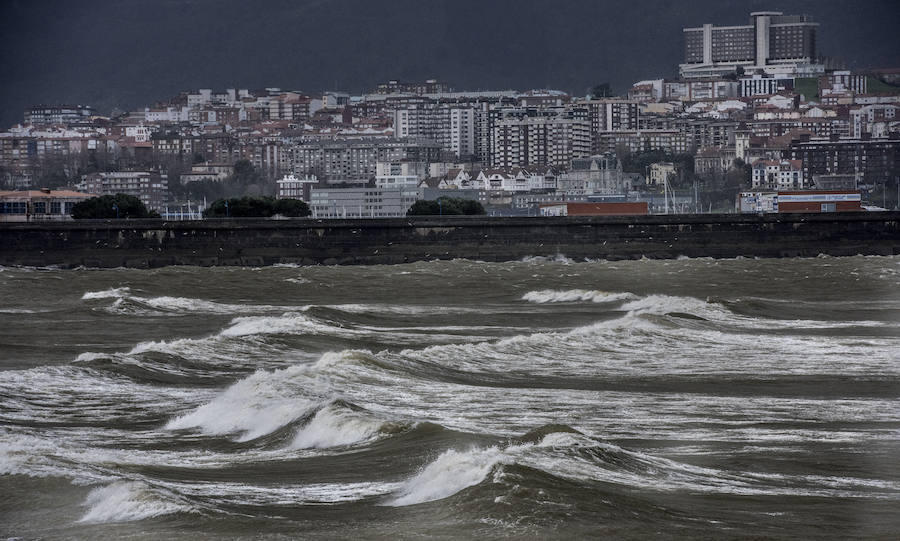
[{"left": 1, "top": 212, "right": 898, "bottom": 268}]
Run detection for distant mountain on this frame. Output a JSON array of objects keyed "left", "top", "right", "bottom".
[{"left": 1, "top": 0, "right": 898, "bottom": 127}]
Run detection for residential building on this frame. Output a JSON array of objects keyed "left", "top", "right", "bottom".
[
  {"left": 648, "top": 162, "right": 677, "bottom": 186},
  {"left": 751, "top": 158, "right": 805, "bottom": 190},
  {"left": 556, "top": 154, "right": 628, "bottom": 195},
  {"left": 289, "top": 138, "right": 441, "bottom": 181},
  {"left": 786, "top": 135, "right": 900, "bottom": 186},
  {"left": 740, "top": 75, "right": 794, "bottom": 96},
  {"left": 24, "top": 105, "right": 95, "bottom": 125},
  {"left": 374, "top": 80, "right": 450, "bottom": 95},
  {"left": 78, "top": 171, "right": 168, "bottom": 211},
  {"left": 849, "top": 104, "right": 899, "bottom": 138},
  {"left": 276, "top": 173, "right": 318, "bottom": 201},
  {"left": 179, "top": 163, "right": 232, "bottom": 183},
  {"left": 820, "top": 71, "right": 867, "bottom": 96},
  {"left": 375, "top": 160, "right": 428, "bottom": 187},
  {"left": 580, "top": 99, "right": 641, "bottom": 153},
  {"left": 596, "top": 130, "right": 693, "bottom": 155},
  {"left": 492, "top": 115, "right": 591, "bottom": 168}
]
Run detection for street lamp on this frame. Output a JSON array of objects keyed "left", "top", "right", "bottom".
[{"left": 112, "top": 203, "right": 119, "bottom": 219}]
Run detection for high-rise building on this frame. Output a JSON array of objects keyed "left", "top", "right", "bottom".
[
  {"left": 681, "top": 11, "right": 823, "bottom": 79},
  {"left": 492, "top": 115, "right": 591, "bottom": 168}
]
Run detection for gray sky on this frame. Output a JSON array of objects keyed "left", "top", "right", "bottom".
[{"left": 1, "top": 0, "right": 898, "bottom": 126}]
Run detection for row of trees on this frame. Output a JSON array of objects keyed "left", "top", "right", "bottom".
[
  {"left": 71, "top": 194, "right": 160, "bottom": 219},
  {"left": 68, "top": 194, "right": 310, "bottom": 219},
  {"left": 406, "top": 197, "right": 485, "bottom": 216},
  {"left": 202, "top": 196, "right": 309, "bottom": 218},
  {"left": 68, "top": 193, "right": 487, "bottom": 219}
]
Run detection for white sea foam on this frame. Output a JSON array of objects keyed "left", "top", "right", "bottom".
[
  {"left": 165, "top": 365, "right": 321, "bottom": 441},
  {"left": 289, "top": 404, "right": 387, "bottom": 449},
  {"left": 79, "top": 481, "right": 189, "bottom": 523},
  {"left": 520, "top": 254, "right": 574, "bottom": 264},
  {"left": 219, "top": 313, "right": 337, "bottom": 337},
  {"left": 140, "top": 296, "right": 250, "bottom": 313},
  {"left": 386, "top": 428, "right": 900, "bottom": 507},
  {"left": 522, "top": 289, "right": 637, "bottom": 304},
  {"left": 81, "top": 287, "right": 131, "bottom": 300},
  {"left": 83, "top": 286, "right": 285, "bottom": 315},
  {"left": 387, "top": 446, "right": 511, "bottom": 506}
]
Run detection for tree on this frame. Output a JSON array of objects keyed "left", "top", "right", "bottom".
[
  {"left": 71, "top": 194, "right": 159, "bottom": 219},
  {"left": 202, "top": 196, "right": 310, "bottom": 218},
  {"left": 232, "top": 159, "right": 259, "bottom": 183},
  {"left": 590, "top": 83, "right": 613, "bottom": 98},
  {"left": 273, "top": 198, "right": 311, "bottom": 217},
  {"left": 407, "top": 197, "right": 485, "bottom": 216}
]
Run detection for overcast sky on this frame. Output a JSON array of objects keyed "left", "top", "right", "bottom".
[{"left": 1, "top": 0, "right": 898, "bottom": 126}]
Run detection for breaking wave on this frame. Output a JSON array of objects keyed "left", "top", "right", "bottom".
[
  {"left": 522, "top": 289, "right": 637, "bottom": 304},
  {"left": 288, "top": 402, "right": 403, "bottom": 450},
  {"left": 387, "top": 446, "right": 509, "bottom": 506},
  {"left": 386, "top": 427, "right": 900, "bottom": 507},
  {"left": 164, "top": 364, "right": 323, "bottom": 442},
  {"left": 79, "top": 481, "right": 193, "bottom": 523},
  {"left": 81, "top": 287, "right": 284, "bottom": 315}
]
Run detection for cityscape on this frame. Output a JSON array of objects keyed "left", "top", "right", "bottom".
[
  {"left": 1, "top": 10, "right": 898, "bottom": 221},
  {"left": 2, "top": 3, "right": 900, "bottom": 540}
]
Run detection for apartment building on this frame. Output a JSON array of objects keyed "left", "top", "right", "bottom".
[
  {"left": 751, "top": 159, "right": 805, "bottom": 190},
  {"left": 78, "top": 171, "right": 168, "bottom": 211}
]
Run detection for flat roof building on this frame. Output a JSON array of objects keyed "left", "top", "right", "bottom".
[
  {"left": 0, "top": 189, "right": 94, "bottom": 222},
  {"left": 681, "top": 11, "right": 823, "bottom": 79}
]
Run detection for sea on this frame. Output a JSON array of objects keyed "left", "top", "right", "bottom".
[{"left": 1, "top": 255, "right": 899, "bottom": 540}]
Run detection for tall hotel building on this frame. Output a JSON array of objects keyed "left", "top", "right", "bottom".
[{"left": 680, "top": 11, "right": 823, "bottom": 78}]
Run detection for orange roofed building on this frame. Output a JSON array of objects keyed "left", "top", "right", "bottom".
[
  {"left": 0, "top": 188, "right": 95, "bottom": 222},
  {"left": 540, "top": 201, "right": 649, "bottom": 217}
]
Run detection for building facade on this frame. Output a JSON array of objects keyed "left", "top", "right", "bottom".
[
  {"left": 681, "top": 12, "right": 822, "bottom": 78},
  {"left": 0, "top": 189, "right": 93, "bottom": 222},
  {"left": 308, "top": 186, "right": 422, "bottom": 218},
  {"left": 78, "top": 171, "right": 168, "bottom": 211}
]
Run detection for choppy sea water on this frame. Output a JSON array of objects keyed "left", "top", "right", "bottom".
[{"left": 1, "top": 256, "right": 899, "bottom": 539}]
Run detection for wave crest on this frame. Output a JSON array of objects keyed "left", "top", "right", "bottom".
[
  {"left": 387, "top": 446, "right": 509, "bottom": 506},
  {"left": 289, "top": 403, "right": 401, "bottom": 450},
  {"left": 522, "top": 289, "right": 637, "bottom": 304},
  {"left": 79, "top": 481, "right": 191, "bottom": 523}
]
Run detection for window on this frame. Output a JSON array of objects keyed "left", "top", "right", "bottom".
[
  {"left": 821, "top": 203, "right": 836, "bottom": 213},
  {"left": 0, "top": 202, "right": 26, "bottom": 214}
]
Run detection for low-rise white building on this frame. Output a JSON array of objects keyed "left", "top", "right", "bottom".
[
  {"left": 648, "top": 162, "right": 676, "bottom": 186},
  {"left": 751, "top": 159, "right": 804, "bottom": 190},
  {"left": 276, "top": 173, "right": 318, "bottom": 201},
  {"left": 180, "top": 163, "right": 233, "bottom": 183},
  {"left": 308, "top": 186, "right": 422, "bottom": 218},
  {"left": 375, "top": 161, "right": 428, "bottom": 187}
]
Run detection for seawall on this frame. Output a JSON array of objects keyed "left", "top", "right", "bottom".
[{"left": 1, "top": 212, "right": 898, "bottom": 268}]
